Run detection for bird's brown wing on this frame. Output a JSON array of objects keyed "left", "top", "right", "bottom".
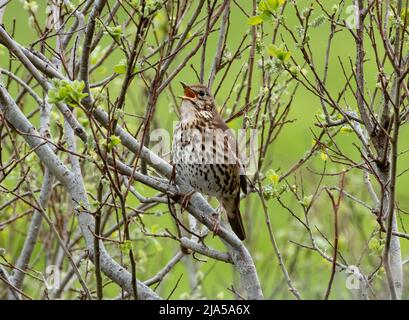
[{"left": 213, "top": 111, "right": 247, "bottom": 194}]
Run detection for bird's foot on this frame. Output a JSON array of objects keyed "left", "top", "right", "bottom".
[
  {"left": 179, "top": 190, "right": 196, "bottom": 211},
  {"left": 169, "top": 164, "right": 177, "bottom": 185},
  {"left": 210, "top": 212, "right": 221, "bottom": 237}
]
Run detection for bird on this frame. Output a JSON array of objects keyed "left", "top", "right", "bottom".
[{"left": 171, "top": 82, "right": 247, "bottom": 240}]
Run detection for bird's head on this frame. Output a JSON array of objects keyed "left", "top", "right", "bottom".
[{"left": 179, "top": 82, "right": 215, "bottom": 112}]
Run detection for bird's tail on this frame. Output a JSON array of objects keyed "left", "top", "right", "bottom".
[{"left": 223, "top": 196, "right": 246, "bottom": 241}]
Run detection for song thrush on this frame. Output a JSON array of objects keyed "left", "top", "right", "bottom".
[{"left": 171, "top": 82, "right": 247, "bottom": 240}]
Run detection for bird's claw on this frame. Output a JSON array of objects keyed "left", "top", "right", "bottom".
[
  {"left": 210, "top": 212, "right": 220, "bottom": 237},
  {"left": 180, "top": 190, "right": 196, "bottom": 211},
  {"left": 169, "top": 164, "right": 177, "bottom": 185}
]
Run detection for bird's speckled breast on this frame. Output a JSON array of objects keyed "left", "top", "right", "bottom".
[{"left": 172, "top": 123, "right": 239, "bottom": 198}]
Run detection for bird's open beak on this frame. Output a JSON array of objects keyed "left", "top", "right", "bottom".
[{"left": 179, "top": 82, "right": 196, "bottom": 100}]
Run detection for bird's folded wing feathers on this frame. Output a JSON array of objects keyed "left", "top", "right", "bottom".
[{"left": 213, "top": 111, "right": 247, "bottom": 194}]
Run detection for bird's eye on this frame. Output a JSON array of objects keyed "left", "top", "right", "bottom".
[{"left": 198, "top": 90, "right": 206, "bottom": 97}]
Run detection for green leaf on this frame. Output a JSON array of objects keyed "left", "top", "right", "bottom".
[
  {"left": 47, "top": 90, "right": 57, "bottom": 103},
  {"left": 267, "top": 45, "right": 278, "bottom": 57},
  {"left": 72, "top": 80, "right": 85, "bottom": 92},
  {"left": 267, "top": 44, "right": 291, "bottom": 61},
  {"left": 266, "top": 169, "right": 280, "bottom": 186},
  {"left": 340, "top": 125, "right": 353, "bottom": 134},
  {"left": 119, "top": 240, "right": 132, "bottom": 253},
  {"left": 278, "top": 51, "right": 291, "bottom": 61},
  {"left": 108, "top": 135, "right": 121, "bottom": 150},
  {"left": 247, "top": 15, "right": 264, "bottom": 25},
  {"left": 58, "top": 86, "right": 68, "bottom": 99},
  {"left": 258, "top": 0, "right": 269, "bottom": 12},
  {"left": 267, "top": 0, "right": 279, "bottom": 11},
  {"left": 300, "top": 195, "right": 313, "bottom": 207},
  {"left": 47, "top": 79, "right": 87, "bottom": 106},
  {"left": 289, "top": 66, "right": 299, "bottom": 76},
  {"left": 130, "top": 0, "right": 140, "bottom": 10},
  {"left": 113, "top": 64, "right": 127, "bottom": 74},
  {"left": 106, "top": 25, "right": 123, "bottom": 41},
  {"left": 258, "top": 0, "right": 285, "bottom": 15}
]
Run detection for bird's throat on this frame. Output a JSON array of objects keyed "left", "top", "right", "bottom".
[{"left": 180, "top": 100, "right": 198, "bottom": 124}]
